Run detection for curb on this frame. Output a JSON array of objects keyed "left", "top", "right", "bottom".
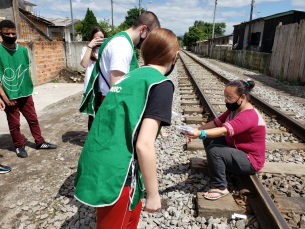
[{"left": 43, "top": 91, "right": 83, "bottom": 112}]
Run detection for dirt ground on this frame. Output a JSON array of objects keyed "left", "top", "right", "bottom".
[
  {"left": 0, "top": 96, "right": 87, "bottom": 228},
  {"left": 52, "top": 69, "right": 85, "bottom": 84}
]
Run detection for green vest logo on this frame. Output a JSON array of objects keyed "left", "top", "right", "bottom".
[{"left": 1, "top": 65, "right": 28, "bottom": 92}]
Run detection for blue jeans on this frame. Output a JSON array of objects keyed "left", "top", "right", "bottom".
[{"left": 203, "top": 137, "right": 256, "bottom": 190}]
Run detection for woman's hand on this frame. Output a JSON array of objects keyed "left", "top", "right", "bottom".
[
  {"left": 0, "top": 99, "right": 5, "bottom": 111},
  {"left": 88, "top": 37, "right": 103, "bottom": 48},
  {"left": 160, "top": 129, "right": 168, "bottom": 137},
  {"left": 144, "top": 193, "right": 161, "bottom": 213},
  {"left": 185, "top": 129, "right": 201, "bottom": 139}
]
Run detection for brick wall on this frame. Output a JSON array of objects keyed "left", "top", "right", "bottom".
[
  {"left": 20, "top": 16, "right": 46, "bottom": 41},
  {"left": 18, "top": 41, "right": 65, "bottom": 84}
]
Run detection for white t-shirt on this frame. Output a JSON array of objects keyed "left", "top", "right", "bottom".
[
  {"left": 99, "top": 33, "right": 134, "bottom": 95},
  {"left": 80, "top": 47, "right": 99, "bottom": 93}
]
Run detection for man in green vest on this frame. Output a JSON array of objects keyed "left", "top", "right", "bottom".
[
  {"left": 80, "top": 11, "right": 160, "bottom": 129},
  {"left": 0, "top": 20, "right": 57, "bottom": 158}
]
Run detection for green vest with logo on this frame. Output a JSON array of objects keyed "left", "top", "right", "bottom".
[
  {"left": 79, "top": 31, "right": 139, "bottom": 116},
  {"left": 74, "top": 67, "right": 173, "bottom": 210},
  {"left": 0, "top": 44, "right": 33, "bottom": 99}
]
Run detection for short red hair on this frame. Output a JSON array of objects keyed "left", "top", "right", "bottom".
[{"left": 141, "top": 28, "right": 179, "bottom": 66}]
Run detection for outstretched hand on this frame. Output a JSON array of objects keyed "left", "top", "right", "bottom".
[{"left": 185, "top": 129, "right": 201, "bottom": 139}]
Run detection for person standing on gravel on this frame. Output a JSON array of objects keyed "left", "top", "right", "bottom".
[
  {"left": 185, "top": 80, "right": 266, "bottom": 200},
  {"left": 79, "top": 12, "right": 160, "bottom": 123},
  {"left": 0, "top": 20, "right": 57, "bottom": 158},
  {"left": 74, "top": 28, "right": 179, "bottom": 228},
  {"left": 80, "top": 26, "right": 105, "bottom": 131},
  {"left": 0, "top": 97, "right": 11, "bottom": 173}
]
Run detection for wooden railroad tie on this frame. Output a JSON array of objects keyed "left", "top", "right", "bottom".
[{"left": 187, "top": 139, "right": 305, "bottom": 151}]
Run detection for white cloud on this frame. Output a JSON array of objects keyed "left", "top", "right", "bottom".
[
  {"left": 35, "top": 0, "right": 284, "bottom": 37},
  {"left": 291, "top": 0, "right": 305, "bottom": 9}
]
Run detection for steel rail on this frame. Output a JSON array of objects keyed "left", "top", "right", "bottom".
[
  {"left": 181, "top": 50, "right": 305, "bottom": 142},
  {"left": 179, "top": 51, "right": 290, "bottom": 229}
]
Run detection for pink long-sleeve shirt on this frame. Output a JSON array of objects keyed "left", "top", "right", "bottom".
[{"left": 213, "top": 107, "right": 266, "bottom": 171}]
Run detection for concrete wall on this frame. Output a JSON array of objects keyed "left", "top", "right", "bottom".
[
  {"left": 192, "top": 46, "right": 271, "bottom": 75},
  {"left": 0, "top": 0, "right": 14, "bottom": 22},
  {"left": 64, "top": 41, "right": 88, "bottom": 72}
]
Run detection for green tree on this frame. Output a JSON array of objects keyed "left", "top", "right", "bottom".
[
  {"left": 118, "top": 7, "right": 145, "bottom": 31},
  {"left": 81, "top": 8, "right": 99, "bottom": 41},
  {"left": 74, "top": 20, "right": 83, "bottom": 36},
  {"left": 99, "top": 18, "right": 120, "bottom": 37}
]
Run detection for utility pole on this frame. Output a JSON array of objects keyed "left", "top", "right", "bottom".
[
  {"left": 212, "top": 0, "right": 217, "bottom": 39},
  {"left": 70, "top": 0, "right": 74, "bottom": 41},
  {"left": 139, "top": 0, "right": 142, "bottom": 16},
  {"left": 111, "top": 0, "right": 114, "bottom": 29},
  {"left": 247, "top": 0, "right": 254, "bottom": 50}
]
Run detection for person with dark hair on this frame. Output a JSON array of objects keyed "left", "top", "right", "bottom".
[
  {"left": 79, "top": 11, "right": 160, "bottom": 120},
  {"left": 74, "top": 28, "right": 179, "bottom": 228},
  {"left": 80, "top": 26, "right": 105, "bottom": 130},
  {"left": 185, "top": 80, "right": 266, "bottom": 200},
  {"left": 0, "top": 97, "right": 11, "bottom": 173},
  {"left": 0, "top": 20, "right": 56, "bottom": 158}
]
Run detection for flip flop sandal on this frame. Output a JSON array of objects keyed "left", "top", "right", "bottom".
[
  {"left": 204, "top": 190, "right": 230, "bottom": 200},
  {"left": 198, "top": 160, "right": 208, "bottom": 167}
]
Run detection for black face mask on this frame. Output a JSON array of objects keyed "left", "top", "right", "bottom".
[
  {"left": 136, "top": 36, "right": 145, "bottom": 49},
  {"left": 96, "top": 44, "right": 101, "bottom": 47},
  {"left": 226, "top": 96, "right": 242, "bottom": 111},
  {"left": 1, "top": 34, "right": 17, "bottom": 44},
  {"left": 165, "top": 60, "right": 177, "bottom": 77}
]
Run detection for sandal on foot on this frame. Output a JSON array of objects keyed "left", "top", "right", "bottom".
[
  {"left": 198, "top": 160, "right": 208, "bottom": 167},
  {"left": 204, "top": 190, "right": 229, "bottom": 200}
]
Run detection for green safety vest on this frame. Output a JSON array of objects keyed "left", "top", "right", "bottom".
[
  {"left": 74, "top": 67, "right": 173, "bottom": 210},
  {"left": 79, "top": 31, "right": 139, "bottom": 116},
  {"left": 0, "top": 44, "right": 33, "bottom": 99}
]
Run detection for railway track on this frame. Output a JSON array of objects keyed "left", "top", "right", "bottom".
[{"left": 177, "top": 50, "right": 305, "bottom": 229}]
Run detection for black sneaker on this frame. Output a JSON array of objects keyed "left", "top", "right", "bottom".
[
  {"left": 0, "top": 164, "right": 11, "bottom": 173},
  {"left": 16, "top": 146, "right": 28, "bottom": 158},
  {"left": 36, "top": 142, "right": 57, "bottom": 150}
]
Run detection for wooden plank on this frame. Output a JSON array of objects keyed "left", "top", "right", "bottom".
[
  {"left": 297, "top": 20, "right": 305, "bottom": 83},
  {"left": 187, "top": 140, "right": 305, "bottom": 151},
  {"left": 210, "top": 101, "right": 225, "bottom": 106},
  {"left": 181, "top": 100, "right": 200, "bottom": 106},
  {"left": 180, "top": 86, "right": 193, "bottom": 90},
  {"left": 261, "top": 162, "right": 305, "bottom": 176},
  {"left": 275, "top": 197, "right": 305, "bottom": 214},
  {"left": 204, "top": 91, "right": 224, "bottom": 95},
  {"left": 283, "top": 23, "right": 298, "bottom": 81},
  {"left": 185, "top": 116, "right": 207, "bottom": 124},
  {"left": 197, "top": 192, "right": 244, "bottom": 218},
  {"left": 269, "top": 25, "right": 281, "bottom": 76},
  {"left": 183, "top": 108, "right": 203, "bottom": 114},
  {"left": 181, "top": 95, "right": 197, "bottom": 99},
  {"left": 180, "top": 91, "right": 194, "bottom": 95},
  {"left": 190, "top": 159, "right": 305, "bottom": 176}
]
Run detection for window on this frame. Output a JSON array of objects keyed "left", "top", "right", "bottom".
[{"left": 250, "top": 32, "right": 261, "bottom": 45}]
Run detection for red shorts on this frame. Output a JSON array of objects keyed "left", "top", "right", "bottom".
[{"left": 96, "top": 187, "right": 142, "bottom": 229}]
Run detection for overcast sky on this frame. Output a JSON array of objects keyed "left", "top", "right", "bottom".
[{"left": 31, "top": 0, "right": 305, "bottom": 36}]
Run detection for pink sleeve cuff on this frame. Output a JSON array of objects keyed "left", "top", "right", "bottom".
[{"left": 223, "top": 122, "right": 234, "bottom": 136}]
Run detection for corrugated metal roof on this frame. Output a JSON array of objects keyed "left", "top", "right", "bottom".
[
  {"left": 45, "top": 18, "right": 79, "bottom": 27},
  {"left": 263, "top": 10, "right": 295, "bottom": 20}
]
